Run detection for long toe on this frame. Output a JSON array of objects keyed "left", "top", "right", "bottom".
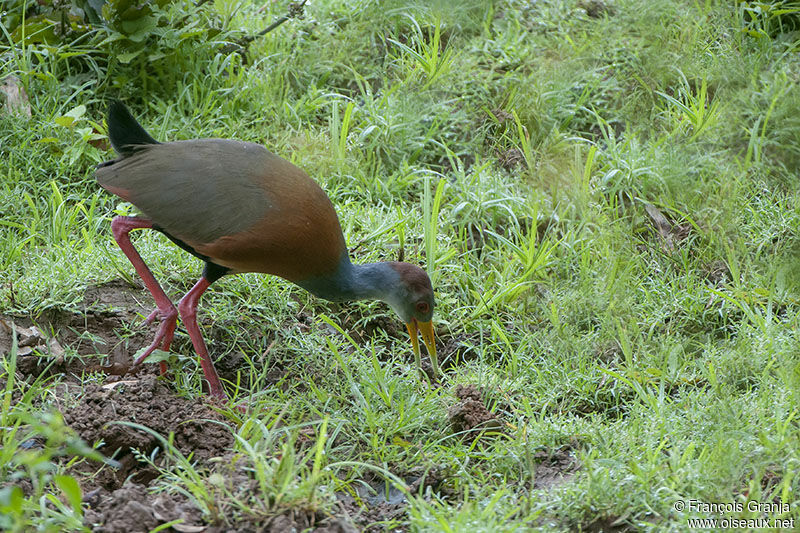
[
  {"left": 144, "top": 308, "right": 160, "bottom": 324},
  {"left": 133, "top": 307, "right": 178, "bottom": 366}
]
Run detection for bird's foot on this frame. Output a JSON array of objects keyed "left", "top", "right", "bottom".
[
  {"left": 133, "top": 306, "right": 178, "bottom": 368},
  {"left": 144, "top": 306, "right": 170, "bottom": 325},
  {"left": 144, "top": 309, "right": 158, "bottom": 324}
]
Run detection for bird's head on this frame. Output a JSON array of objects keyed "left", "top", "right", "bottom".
[{"left": 386, "top": 263, "right": 438, "bottom": 377}]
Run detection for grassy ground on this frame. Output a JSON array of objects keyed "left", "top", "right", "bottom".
[{"left": 2, "top": 0, "right": 800, "bottom": 531}]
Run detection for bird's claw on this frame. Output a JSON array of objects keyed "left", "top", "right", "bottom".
[
  {"left": 144, "top": 306, "right": 171, "bottom": 325},
  {"left": 134, "top": 306, "right": 178, "bottom": 367}
]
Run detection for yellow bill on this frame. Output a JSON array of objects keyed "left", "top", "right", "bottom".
[{"left": 406, "top": 318, "right": 439, "bottom": 379}]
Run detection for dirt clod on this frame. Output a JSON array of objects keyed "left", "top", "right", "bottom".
[
  {"left": 448, "top": 384, "right": 502, "bottom": 441},
  {"left": 84, "top": 483, "right": 205, "bottom": 533},
  {"left": 63, "top": 375, "right": 234, "bottom": 489}
]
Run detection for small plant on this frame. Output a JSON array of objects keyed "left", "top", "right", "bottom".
[
  {"left": 656, "top": 72, "right": 720, "bottom": 141},
  {"left": 510, "top": 109, "right": 535, "bottom": 170},
  {"left": 387, "top": 15, "right": 457, "bottom": 89},
  {"left": 51, "top": 104, "right": 107, "bottom": 165},
  {"left": 422, "top": 174, "right": 447, "bottom": 285},
  {"left": 330, "top": 99, "right": 356, "bottom": 163}
]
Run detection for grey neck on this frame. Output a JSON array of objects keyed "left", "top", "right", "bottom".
[{"left": 295, "top": 255, "right": 399, "bottom": 304}]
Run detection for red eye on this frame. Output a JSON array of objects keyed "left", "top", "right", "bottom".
[{"left": 416, "top": 301, "right": 430, "bottom": 314}]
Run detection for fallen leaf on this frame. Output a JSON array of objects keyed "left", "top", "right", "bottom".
[
  {"left": 17, "top": 346, "right": 33, "bottom": 356},
  {"left": 47, "top": 337, "right": 66, "bottom": 358},
  {"left": 643, "top": 202, "right": 675, "bottom": 252},
  {"left": 17, "top": 325, "right": 45, "bottom": 348},
  {"left": 644, "top": 203, "right": 672, "bottom": 240},
  {"left": 101, "top": 380, "right": 140, "bottom": 390},
  {"left": 89, "top": 363, "right": 138, "bottom": 376},
  {"left": 141, "top": 348, "right": 173, "bottom": 364}
]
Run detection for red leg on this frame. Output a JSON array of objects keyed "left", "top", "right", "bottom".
[
  {"left": 111, "top": 216, "right": 177, "bottom": 374},
  {"left": 177, "top": 277, "right": 227, "bottom": 400}
]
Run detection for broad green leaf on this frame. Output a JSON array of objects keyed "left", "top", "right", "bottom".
[
  {"left": 65, "top": 105, "right": 87, "bottom": 120},
  {"left": 0, "top": 485, "right": 24, "bottom": 514},
  {"left": 54, "top": 116, "right": 75, "bottom": 127},
  {"left": 117, "top": 50, "right": 142, "bottom": 63},
  {"left": 141, "top": 348, "right": 173, "bottom": 363},
  {"left": 54, "top": 475, "right": 82, "bottom": 515}
]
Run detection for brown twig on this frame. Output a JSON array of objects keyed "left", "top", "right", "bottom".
[{"left": 240, "top": 0, "right": 309, "bottom": 45}]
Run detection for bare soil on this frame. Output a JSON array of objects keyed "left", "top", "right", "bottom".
[
  {"left": 63, "top": 375, "right": 235, "bottom": 487},
  {"left": 532, "top": 448, "right": 580, "bottom": 490}
]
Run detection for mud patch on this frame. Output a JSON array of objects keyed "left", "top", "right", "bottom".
[
  {"left": 439, "top": 333, "right": 480, "bottom": 371},
  {"left": 335, "top": 470, "right": 446, "bottom": 532},
  {"left": 63, "top": 375, "right": 234, "bottom": 490},
  {"left": 532, "top": 448, "right": 580, "bottom": 490},
  {"left": 83, "top": 454, "right": 371, "bottom": 533},
  {"left": 84, "top": 481, "right": 361, "bottom": 533},
  {"left": 1, "top": 280, "right": 172, "bottom": 386},
  {"left": 1, "top": 313, "right": 146, "bottom": 386},
  {"left": 447, "top": 384, "right": 503, "bottom": 442},
  {"left": 82, "top": 279, "right": 151, "bottom": 317}
]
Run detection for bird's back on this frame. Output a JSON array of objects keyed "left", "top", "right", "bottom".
[{"left": 97, "top": 138, "right": 347, "bottom": 282}]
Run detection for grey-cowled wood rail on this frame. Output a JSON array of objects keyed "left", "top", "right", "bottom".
[{"left": 96, "top": 101, "right": 439, "bottom": 400}]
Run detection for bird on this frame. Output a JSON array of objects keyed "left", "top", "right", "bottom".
[{"left": 95, "top": 101, "right": 439, "bottom": 401}]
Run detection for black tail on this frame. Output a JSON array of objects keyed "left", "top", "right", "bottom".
[{"left": 107, "top": 101, "right": 159, "bottom": 156}]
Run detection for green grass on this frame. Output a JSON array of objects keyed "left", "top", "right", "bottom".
[{"left": 2, "top": 0, "right": 800, "bottom": 530}]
